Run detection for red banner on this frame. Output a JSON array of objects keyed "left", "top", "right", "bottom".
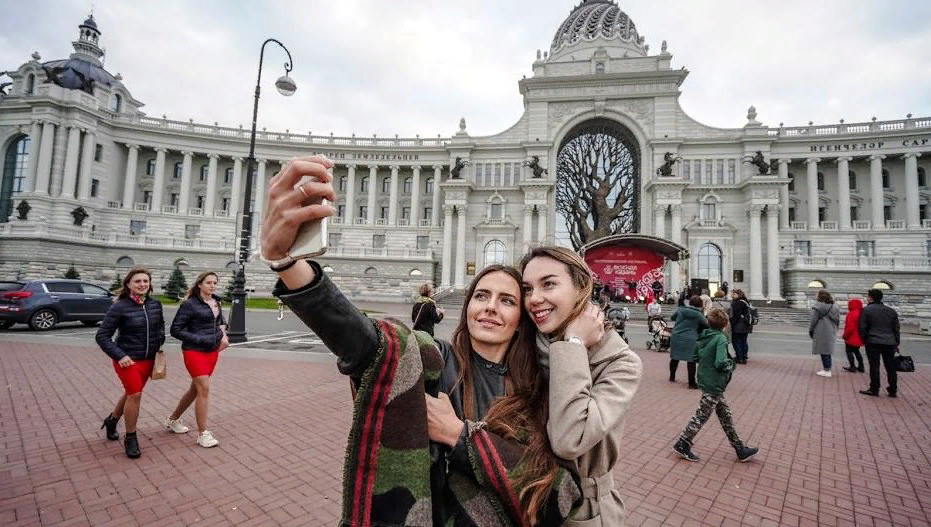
[{"left": 585, "top": 245, "right": 665, "bottom": 300}]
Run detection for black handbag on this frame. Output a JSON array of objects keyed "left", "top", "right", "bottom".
[{"left": 894, "top": 352, "right": 915, "bottom": 373}]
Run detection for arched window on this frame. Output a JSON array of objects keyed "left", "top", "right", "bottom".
[
  {"left": 364, "top": 266, "right": 378, "bottom": 275},
  {"left": 225, "top": 261, "right": 238, "bottom": 271},
  {"left": 871, "top": 280, "right": 893, "bottom": 290},
  {"left": 322, "top": 265, "right": 335, "bottom": 273},
  {"left": 489, "top": 199, "right": 503, "bottom": 220},
  {"left": 173, "top": 162, "right": 182, "bottom": 179},
  {"left": 697, "top": 243, "right": 723, "bottom": 285},
  {"left": 409, "top": 269, "right": 423, "bottom": 276},
  {"left": 919, "top": 167, "right": 927, "bottom": 188},
  {"left": 403, "top": 177, "right": 412, "bottom": 193},
  {"left": 595, "top": 62, "right": 605, "bottom": 74},
  {"left": 1, "top": 135, "right": 30, "bottom": 223},
  {"left": 339, "top": 176, "right": 347, "bottom": 192},
  {"left": 174, "top": 258, "right": 190, "bottom": 271},
  {"left": 381, "top": 177, "right": 390, "bottom": 193},
  {"left": 817, "top": 171, "right": 825, "bottom": 191},
  {"left": 116, "top": 256, "right": 134, "bottom": 268},
  {"left": 882, "top": 169, "right": 891, "bottom": 189},
  {"left": 111, "top": 94, "right": 122, "bottom": 113},
  {"left": 26, "top": 74, "right": 35, "bottom": 95},
  {"left": 484, "top": 239, "right": 506, "bottom": 266},
  {"left": 701, "top": 198, "right": 717, "bottom": 220},
  {"left": 425, "top": 177, "right": 434, "bottom": 193},
  {"left": 787, "top": 172, "right": 795, "bottom": 192},
  {"left": 360, "top": 176, "right": 369, "bottom": 193},
  {"left": 807, "top": 279, "right": 825, "bottom": 289}
]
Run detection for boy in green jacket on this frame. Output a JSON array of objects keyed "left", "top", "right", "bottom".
[{"left": 673, "top": 308, "right": 760, "bottom": 462}]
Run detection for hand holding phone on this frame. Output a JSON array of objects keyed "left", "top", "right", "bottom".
[{"left": 260, "top": 156, "right": 336, "bottom": 261}]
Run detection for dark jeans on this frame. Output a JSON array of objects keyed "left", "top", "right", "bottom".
[
  {"left": 865, "top": 343, "right": 897, "bottom": 394},
  {"left": 670, "top": 360, "right": 696, "bottom": 386},
  {"left": 820, "top": 354, "right": 832, "bottom": 370},
  {"left": 845, "top": 345, "right": 864, "bottom": 370},
  {"left": 732, "top": 333, "right": 749, "bottom": 362}
]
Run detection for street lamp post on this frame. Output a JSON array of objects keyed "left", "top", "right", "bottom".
[{"left": 227, "top": 38, "right": 297, "bottom": 344}]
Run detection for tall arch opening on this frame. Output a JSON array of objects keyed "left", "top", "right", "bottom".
[
  {"left": 555, "top": 118, "right": 641, "bottom": 249},
  {"left": 1, "top": 135, "right": 30, "bottom": 223}
]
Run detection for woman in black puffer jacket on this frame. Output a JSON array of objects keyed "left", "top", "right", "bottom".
[
  {"left": 95, "top": 268, "right": 165, "bottom": 459},
  {"left": 167, "top": 271, "right": 228, "bottom": 449}
]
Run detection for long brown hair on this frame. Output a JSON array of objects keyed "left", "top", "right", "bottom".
[
  {"left": 519, "top": 245, "right": 595, "bottom": 339},
  {"left": 185, "top": 271, "right": 219, "bottom": 300},
  {"left": 118, "top": 268, "right": 153, "bottom": 299}
]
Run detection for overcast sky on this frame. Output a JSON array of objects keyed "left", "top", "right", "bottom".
[{"left": 2, "top": 0, "right": 930, "bottom": 138}]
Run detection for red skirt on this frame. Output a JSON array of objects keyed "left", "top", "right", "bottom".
[
  {"left": 182, "top": 349, "right": 221, "bottom": 378},
  {"left": 113, "top": 359, "right": 155, "bottom": 395}
]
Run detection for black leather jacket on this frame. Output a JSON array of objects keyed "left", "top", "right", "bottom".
[
  {"left": 859, "top": 301, "right": 900, "bottom": 346},
  {"left": 96, "top": 296, "right": 166, "bottom": 361},
  {"left": 170, "top": 295, "right": 226, "bottom": 351}
]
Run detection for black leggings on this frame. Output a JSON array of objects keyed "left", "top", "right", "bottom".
[
  {"left": 670, "top": 360, "right": 696, "bottom": 386},
  {"left": 845, "top": 345, "right": 864, "bottom": 370}
]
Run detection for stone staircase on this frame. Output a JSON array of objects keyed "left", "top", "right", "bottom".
[{"left": 435, "top": 289, "right": 467, "bottom": 308}]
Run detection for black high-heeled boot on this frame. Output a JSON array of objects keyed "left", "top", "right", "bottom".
[
  {"left": 124, "top": 432, "right": 141, "bottom": 459},
  {"left": 101, "top": 415, "right": 119, "bottom": 441}
]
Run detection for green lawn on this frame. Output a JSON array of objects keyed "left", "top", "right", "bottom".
[{"left": 154, "top": 295, "right": 281, "bottom": 310}]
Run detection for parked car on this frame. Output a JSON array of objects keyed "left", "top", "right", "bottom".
[{"left": 0, "top": 279, "right": 114, "bottom": 331}]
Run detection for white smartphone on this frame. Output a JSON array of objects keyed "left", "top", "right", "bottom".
[{"left": 287, "top": 175, "right": 328, "bottom": 259}]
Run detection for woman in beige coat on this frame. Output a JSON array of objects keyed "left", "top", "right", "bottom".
[{"left": 521, "top": 246, "right": 643, "bottom": 526}]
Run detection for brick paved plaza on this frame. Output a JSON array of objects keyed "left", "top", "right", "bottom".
[{"left": 2, "top": 336, "right": 930, "bottom": 526}]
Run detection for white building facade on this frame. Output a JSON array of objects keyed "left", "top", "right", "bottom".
[{"left": 1, "top": 4, "right": 930, "bottom": 314}]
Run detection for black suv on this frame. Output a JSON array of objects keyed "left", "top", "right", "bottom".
[{"left": 0, "top": 279, "right": 114, "bottom": 331}]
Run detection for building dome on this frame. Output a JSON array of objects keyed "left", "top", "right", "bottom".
[
  {"left": 41, "top": 58, "right": 117, "bottom": 94},
  {"left": 550, "top": 1, "right": 647, "bottom": 56},
  {"left": 80, "top": 15, "right": 98, "bottom": 31}
]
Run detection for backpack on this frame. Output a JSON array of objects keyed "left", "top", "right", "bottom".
[{"left": 746, "top": 303, "right": 760, "bottom": 326}]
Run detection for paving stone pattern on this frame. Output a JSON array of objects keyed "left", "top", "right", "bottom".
[{"left": 1, "top": 339, "right": 929, "bottom": 526}]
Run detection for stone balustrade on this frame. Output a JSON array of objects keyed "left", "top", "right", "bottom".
[
  {"left": 0, "top": 222, "right": 235, "bottom": 253},
  {"left": 786, "top": 255, "right": 931, "bottom": 271}
]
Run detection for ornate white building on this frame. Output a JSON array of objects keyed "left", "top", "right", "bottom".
[{"left": 1, "top": 3, "right": 930, "bottom": 314}]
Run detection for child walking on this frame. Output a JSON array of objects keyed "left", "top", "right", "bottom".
[{"left": 673, "top": 308, "right": 759, "bottom": 462}]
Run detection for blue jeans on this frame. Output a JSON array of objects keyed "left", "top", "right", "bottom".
[
  {"left": 820, "top": 354, "right": 832, "bottom": 370},
  {"left": 732, "top": 333, "right": 749, "bottom": 361}
]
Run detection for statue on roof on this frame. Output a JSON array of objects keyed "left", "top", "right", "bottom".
[
  {"left": 742, "top": 150, "right": 771, "bottom": 175},
  {"left": 450, "top": 157, "right": 471, "bottom": 179},
  {"left": 523, "top": 156, "right": 548, "bottom": 178},
  {"left": 656, "top": 152, "right": 681, "bottom": 178}
]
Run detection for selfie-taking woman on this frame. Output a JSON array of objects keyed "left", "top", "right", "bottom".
[
  {"left": 96, "top": 268, "right": 165, "bottom": 459},
  {"left": 521, "top": 246, "right": 643, "bottom": 527},
  {"left": 262, "top": 156, "right": 581, "bottom": 526},
  {"left": 167, "top": 271, "right": 228, "bottom": 448}
]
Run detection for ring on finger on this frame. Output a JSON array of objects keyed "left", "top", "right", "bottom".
[{"left": 298, "top": 184, "right": 309, "bottom": 199}]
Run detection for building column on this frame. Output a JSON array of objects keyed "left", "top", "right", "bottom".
[
  {"left": 24, "top": 120, "right": 42, "bottom": 193},
  {"left": 388, "top": 165, "right": 399, "bottom": 224},
  {"left": 536, "top": 205, "right": 548, "bottom": 242},
  {"left": 121, "top": 144, "right": 139, "bottom": 210},
  {"left": 748, "top": 205, "right": 764, "bottom": 300},
  {"left": 253, "top": 159, "right": 268, "bottom": 232},
  {"left": 869, "top": 154, "right": 885, "bottom": 229},
  {"left": 431, "top": 165, "right": 442, "bottom": 227},
  {"left": 777, "top": 159, "right": 790, "bottom": 229},
  {"left": 836, "top": 156, "right": 852, "bottom": 230},
  {"left": 178, "top": 150, "right": 194, "bottom": 213},
  {"left": 441, "top": 204, "right": 454, "bottom": 287},
  {"left": 410, "top": 165, "right": 422, "bottom": 225},
  {"left": 654, "top": 205, "right": 666, "bottom": 239},
  {"left": 77, "top": 130, "right": 96, "bottom": 200},
  {"left": 523, "top": 204, "right": 534, "bottom": 248},
  {"left": 668, "top": 204, "right": 683, "bottom": 295},
  {"left": 805, "top": 158, "right": 820, "bottom": 229},
  {"left": 366, "top": 165, "right": 378, "bottom": 224},
  {"left": 59, "top": 126, "right": 82, "bottom": 198},
  {"left": 34, "top": 121, "right": 56, "bottom": 195},
  {"left": 205, "top": 154, "right": 218, "bottom": 215},
  {"left": 152, "top": 148, "right": 167, "bottom": 211},
  {"left": 229, "top": 157, "right": 243, "bottom": 215},
  {"left": 766, "top": 205, "right": 783, "bottom": 300},
  {"left": 904, "top": 153, "right": 922, "bottom": 228},
  {"left": 345, "top": 164, "right": 357, "bottom": 224},
  {"left": 455, "top": 204, "right": 468, "bottom": 288}
]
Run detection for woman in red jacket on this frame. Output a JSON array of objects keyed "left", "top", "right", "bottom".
[{"left": 842, "top": 298, "right": 865, "bottom": 373}]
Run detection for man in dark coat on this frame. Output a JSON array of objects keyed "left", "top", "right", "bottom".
[{"left": 858, "top": 289, "right": 901, "bottom": 398}]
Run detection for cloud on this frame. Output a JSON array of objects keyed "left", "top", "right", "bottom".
[{"left": 2, "top": 0, "right": 929, "bottom": 137}]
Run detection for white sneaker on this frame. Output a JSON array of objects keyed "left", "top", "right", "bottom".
[
  {"left": 164, "top": 417, "right": 190, "bottom": 434},
  {"left": 816, "top": 370, "right": 832, "bottom": 378},
  {"left": 197, "top": 430, "right": 219, "bottom": 448}
]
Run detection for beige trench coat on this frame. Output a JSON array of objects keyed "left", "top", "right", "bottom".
[{"left": 547, "top": 330, "right": 643, "bottom": 526}]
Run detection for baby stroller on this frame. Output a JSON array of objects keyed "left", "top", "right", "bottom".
[{"left": 646, "top": 315, "right": 671, "bottom": 352}]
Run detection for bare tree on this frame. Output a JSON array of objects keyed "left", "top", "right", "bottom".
[{"left": 555, "top": 122, "right": 639, "bottom": 250}]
